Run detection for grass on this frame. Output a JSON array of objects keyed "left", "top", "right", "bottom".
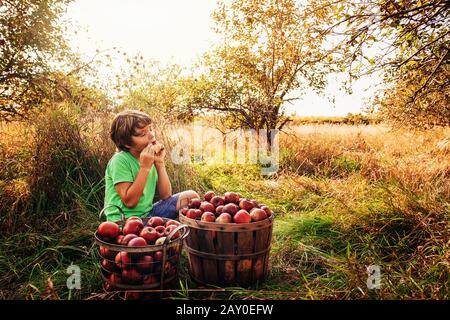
[{"left": 0, "top": 108, "right": 448, "bottom": 299}]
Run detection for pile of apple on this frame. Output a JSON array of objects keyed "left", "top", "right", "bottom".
[
  {"left": 180, "top": 191, "right": 273, "bottom": 223},
  {"left": 96, "top": 216, "right": 182, "bottom": 289}
]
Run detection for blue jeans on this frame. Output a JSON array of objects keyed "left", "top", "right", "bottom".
[{"left": 145, "top": 192, "right": 181, "bottom": 220}]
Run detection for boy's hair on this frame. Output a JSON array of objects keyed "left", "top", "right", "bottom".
[{"left": 110, "top": 110, "right": 152, "bottom": 151}]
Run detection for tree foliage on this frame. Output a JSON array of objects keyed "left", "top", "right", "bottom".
[
  {"left": 306, "top": 0, "right": 449, "bottom": 126},
  {"left": 0, "top": 0, "right": 74, "bottom": 120},
  {"left": 186, "top": 0, "right": 339, "bottom": 142}
]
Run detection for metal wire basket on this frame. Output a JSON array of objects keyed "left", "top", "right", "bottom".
[{"left": 94, "top": 204, "right": 190, "bottom": 291}]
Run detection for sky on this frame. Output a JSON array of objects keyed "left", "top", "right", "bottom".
[{"left": 64, "top": 0, "right": 381, "bottom": 117}]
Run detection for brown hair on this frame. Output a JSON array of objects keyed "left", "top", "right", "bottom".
[{"left": 110, "top": 110, "right": 152, "bottom": 151}]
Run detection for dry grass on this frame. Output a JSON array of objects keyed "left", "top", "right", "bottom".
[{"left": 0, "top": 109, "right": 448, "bottom": 299}]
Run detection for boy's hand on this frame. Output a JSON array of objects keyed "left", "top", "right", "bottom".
[
  {"left": 140, "top": 144, "right": 155, "bottom": 170},
  {"left": 153, "top": 143, "right": 166, "bottom": 165}
]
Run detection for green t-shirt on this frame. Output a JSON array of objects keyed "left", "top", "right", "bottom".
[{"left": 103, "top": 151, "right": 158, "bottom": 222}]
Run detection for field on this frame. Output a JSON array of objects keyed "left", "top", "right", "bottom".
[{"left": 0, "top": 113, "right": 448, "bottom": 300}]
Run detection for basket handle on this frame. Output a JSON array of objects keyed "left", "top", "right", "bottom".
[
  {"left": 99, "top": 204, "right": 125, "bottom": 222},
  {"left": 164, "top": 224, "right": 190, "bottom": 244}
]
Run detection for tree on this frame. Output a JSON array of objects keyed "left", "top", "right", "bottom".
[
  {"left": 117, "top": 57, "right": 194, "bottom": 124},
  {"left": 0, "top": 0, "right": 74, "bottom": 121},
  {"left": 186, "top": 0, "right": 338, "bottom": 148},
  {"left": 305, "top": 0, "right": 449, "bottom": 126}
]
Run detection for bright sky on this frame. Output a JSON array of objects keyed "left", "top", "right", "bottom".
[{"left": 64, "top": 0, "right": 381, "bottom": 117}]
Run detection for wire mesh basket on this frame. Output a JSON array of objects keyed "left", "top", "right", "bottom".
[{"left": 94, "top": 205, "right": 189, "bottom": 291}]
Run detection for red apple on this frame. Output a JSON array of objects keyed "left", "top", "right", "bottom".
[
  {"left": 239, "top": 198, "right": 255, "bottom": 211},
  {"left": 148, "top": 216, "right": 165, "bottom": 228},
  {"left": 204, "top": 191, "right": 216, "bottom": 202},
  {"left": 116, "top": 235, "right": 125, "bottom": 244},
  {"left": 115, "top": 251, "right": 133, "bottom": 269},
  {"left": 165, "top": 225, "right": 180, "bottom": 239},
  {"left": 143, "top": 275, "right": 157, "bottom": 285},
  {"left": 210, "top": 196, "right": 225, "bottom": 207},
  {"left": 233, "top": 209, "right": 251, "bottom": 223},
  {"left": 99, "top": 246, "right": 117, "bottom": 260},
  {"left": 180, "top": 207, "right": 189, "bottom": 216},
  {"left": 154, "top": 225, "right": 166, "bottom": 237},
  {"left": 188, "top": 198, "right": 201, "bottom": 209},
  {"left": 126, "top": 216, "right": 143, "bottom": 224},
  {"left": 101, "top": 259, "right": 117, "bottom": 273},
  {"left": 120, "top": 233, "right": 138, "bottom": 245},
  {"left": 97, "top": 221, "right": 120, "bottom": 241},
  {"left": 200, "top": 201, "right": 215, "bottom": 213},
  {"left": 194, "top": 209, "right": 203, "bottom": 219},
  {"left": 224, "top": 192, "right": 240, "bottom": 204},
  {"left": 215, "top": 205, "right": 224, "bottom": 217},
  {"left": 260, "top": 205, "right": 273, "bottom": 216},
  {"left": 165, "top": 220, "right": 180, "bottom": 228},
  {"left": 201, "top": 212, "right": 216, "bottom": 222},
  {"left": 250, "top": 199, "right": 259, "bottom": 208},
  {"left": 109, "top": 273, "right": 121, "bottom": 286},
  {"left": 127, "top": 237, "right": 147, "bottom": 247},
  {"left": 249, "top": 208, "right": 267, "bottom": 222},
  {"left": 186, "top": 209, "right": 197, "bottom": 219},
  {"left": 223, "top": 203, "right": 239, "bottom": 216},
  {"left": 216, "top": 213, "right": 232, "bottom": 223},
  {"left": 153, "top": 250, "right": 163, "bottom": 261},
  {"left": 140, "top": 227, "right": 159, "bottom": 245},
  {"left": 136, "top": 255, "right": 153, "bottom": 273},
  {"left": 122, "top": 268, "right": 141, "bottom": 284},
  {"left": 123, "top": 219, "right": 144, "bottom": 236}
]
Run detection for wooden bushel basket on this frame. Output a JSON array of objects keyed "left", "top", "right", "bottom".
[{"left": 179, "top": 212, "right": 274, "bottom": 287}]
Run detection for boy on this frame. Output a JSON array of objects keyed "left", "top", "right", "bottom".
[{"left": 104, "top": 109, "right": 199, "bottom": 222}]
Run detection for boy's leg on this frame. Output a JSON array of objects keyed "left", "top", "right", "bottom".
[{"left": 147, "top": 190, "right": 200, "bottom": 220}]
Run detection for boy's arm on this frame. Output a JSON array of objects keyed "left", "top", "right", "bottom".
[
  {"left": 154, "top": 146, "right": 172, "bottom": 200},
  {"left": 115, "top": 167, "right": 152, "bottom": 209},
  {"left": 155, "top": 162, "right": 172, "bottom": 200},
  {"left": 115, "top": 144, "right": 156, "bottom": 209}
]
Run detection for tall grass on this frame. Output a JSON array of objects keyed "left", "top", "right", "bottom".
[{"left": 0, "top": 108, "right": 448, "bottom": 299}]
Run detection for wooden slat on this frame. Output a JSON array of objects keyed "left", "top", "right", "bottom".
[
  {"left": 252, "top": 225, "right": 270, "bottom": 283},
  {"left": 263, "top": 223, "right": 274, "bottom": 279},
  {"left": 197, "top": 229, "right": 219, "bottom": 284},
  {"left": 236, "top": 230, "right": 254, "bottom": 287},
  {"left": 216, "top": 230, "right": 235, "bottom": 285}
]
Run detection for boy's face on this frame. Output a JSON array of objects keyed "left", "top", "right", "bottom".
[{"left": 127, "top": 124, "right": 156, "bottom": 152}]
